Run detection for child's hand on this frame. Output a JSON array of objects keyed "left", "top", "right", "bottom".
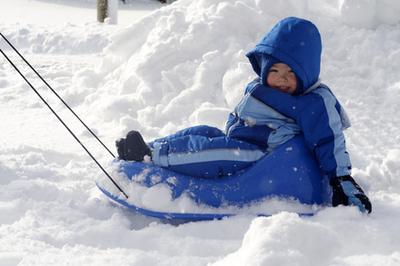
[{"left": 330, "top": 175, "right": 372, "bottom": 213}]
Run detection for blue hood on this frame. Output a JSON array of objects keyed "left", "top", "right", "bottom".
[{"left": 246, "top": 17, "right": 322, "bottom": 94}]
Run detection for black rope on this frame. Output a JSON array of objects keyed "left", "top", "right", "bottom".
[
  {"left": 0, "top": 32, "right": 116, "bottom": 159},
  {"left": 0, "top": 41, "right": 128, "bottom": 199}
]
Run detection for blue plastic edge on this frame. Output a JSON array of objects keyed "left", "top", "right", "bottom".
[{"left": 96, "top": 182, "right": 315, "bottom": 221}]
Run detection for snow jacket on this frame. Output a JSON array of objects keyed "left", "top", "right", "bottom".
[
  {"left": 226, "top": 17, "right": 352, "bottom": 178},
  {"left": 226, "top": 78, "right": 301, "bottom": 151}
]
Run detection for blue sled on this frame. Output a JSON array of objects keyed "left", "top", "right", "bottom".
[{"left": 97, "top": 135, "right": 330, "bottom": 221}]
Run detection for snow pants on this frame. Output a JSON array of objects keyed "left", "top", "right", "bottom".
[{"left": 149, "top": 125, "right": 265, "bottom": 178}]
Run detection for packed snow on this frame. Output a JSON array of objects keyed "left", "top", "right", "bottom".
[{"left": 1, "top": 0, "right": 400, "bottom": 265}]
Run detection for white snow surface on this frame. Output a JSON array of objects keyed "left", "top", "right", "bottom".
[{"left": 1, "top": 0, "right": 400, "bottom": 265}]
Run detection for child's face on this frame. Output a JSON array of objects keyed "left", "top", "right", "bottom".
[{"left": 266, "top": 63, "right": 297, "bottom": 94}]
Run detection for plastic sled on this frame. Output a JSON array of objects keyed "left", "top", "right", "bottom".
[{"left": 97, "top": 135, "right": 330, "bottom": 221}]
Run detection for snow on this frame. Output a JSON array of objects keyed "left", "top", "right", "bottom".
[
  {"left": 1, "top": 0, "right": 400, "bottom": 265},
  {"left": 0, "top": 0, "right": 162, "bottom": 26}
]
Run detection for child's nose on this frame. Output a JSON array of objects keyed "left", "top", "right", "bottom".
[{"left": 278, "top": 74, "right": 289, "bottom": 82}]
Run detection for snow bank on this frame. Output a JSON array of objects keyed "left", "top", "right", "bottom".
[
  {"left": 212, "top": 210, "right": 400, "bottom": 265},
  {"left": 339, "top": 0, "right": 400, "bottom": 28},
  {"left": 0, "top": 23, "right": 111, "bottom": 54}
]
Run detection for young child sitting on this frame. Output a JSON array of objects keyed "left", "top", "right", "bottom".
[{"left": 116, "top": 17, "right": 372, "bottom": 213}]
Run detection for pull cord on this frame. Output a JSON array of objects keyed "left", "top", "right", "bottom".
[
  {"left": 0, "top": 34, "right": 128, "bottom": 199},
  {"left": 0, "top": 32, "right": 116, "bottom": 159}
]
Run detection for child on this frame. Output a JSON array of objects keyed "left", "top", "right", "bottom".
[{"left": 116, "top": 17, "right": 372, "bottom": 213}]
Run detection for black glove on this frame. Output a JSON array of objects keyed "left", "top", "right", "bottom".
[
  {"left": 330, "top": 175, "right": 372, "bottom": 213},
  {"left": 116, "top": 131, "right": 151, "bottom": 161}
]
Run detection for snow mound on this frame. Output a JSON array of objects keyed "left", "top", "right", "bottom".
[
  {"left": 212, "top": 210, "right": 400, "bottom": 265},
  {"left": 339, "top": 0, "right": 400, "bottom": 28},
  {"left": 212, "top": 213, "right": 340, "bottom": 266},
  {"left": 0, "top": 23, "right": 111, "bottom": 54}
]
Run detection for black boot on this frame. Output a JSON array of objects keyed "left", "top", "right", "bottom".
[{"left": 116, "top": 131, "right": 151, "bottom": 161}]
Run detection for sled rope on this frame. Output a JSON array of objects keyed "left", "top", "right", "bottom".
[
  {"left": 0, "top": 33, "right": 128, "bottom": 199},
  {"left": 0, "top": 32, "right": 116, "bottom": 159}
]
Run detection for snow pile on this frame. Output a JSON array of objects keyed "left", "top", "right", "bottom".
[
  {"left": 339, "top": 0, "right": 400, "bottom": 28},
  {"left": 0, "top": 0, "right": 162, "bottom": 30},
  {"left": 0, "top": 23, "right": 111, "bottom": 54},
  {"left": 212, "top": 210, "right": 400, "bottom": 265}
]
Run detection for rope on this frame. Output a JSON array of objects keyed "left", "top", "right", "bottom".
[
  {"left": 0, "top": 32, "right": 116, "bottom": 159},
  {"left": 0, "top": 34, "right": 128, "bottom": 199}
]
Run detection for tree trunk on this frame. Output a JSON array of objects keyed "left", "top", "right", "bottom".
[{"left": 97, "top": 0, "right": 108, "bottom": 23}]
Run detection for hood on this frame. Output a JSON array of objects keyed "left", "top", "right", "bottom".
[{"left": 246, "top": 17, "right": 322, "bottom": 94}]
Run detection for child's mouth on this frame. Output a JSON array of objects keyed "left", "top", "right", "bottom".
[{"left": 277, "top": 87, "right": 291, "bottom": 93}]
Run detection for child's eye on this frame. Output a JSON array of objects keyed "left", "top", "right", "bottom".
[{"left": 269, "top": 69, "right": 278, "bottom": 73}]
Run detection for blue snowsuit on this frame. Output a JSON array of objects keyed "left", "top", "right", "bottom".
[{"left": 150, "top": 17, "right": 352, "bottom": 179}]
